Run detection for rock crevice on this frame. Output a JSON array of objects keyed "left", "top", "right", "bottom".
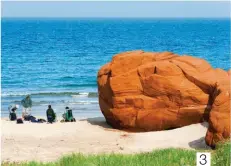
[{"left": 97, "top": 51, "right": 230, "bottom": 147}]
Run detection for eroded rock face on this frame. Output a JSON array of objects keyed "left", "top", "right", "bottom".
[{"left": 97, "top": 50, "right": 230, "bottom": 147}]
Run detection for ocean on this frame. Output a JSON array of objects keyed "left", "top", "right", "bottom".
[{"left": 1, "top": 18, "right": 230, "bottom": 118}]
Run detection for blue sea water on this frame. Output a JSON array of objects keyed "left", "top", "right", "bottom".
[{"left": 1, "top": 18, "right": 230, "bottom": 118}]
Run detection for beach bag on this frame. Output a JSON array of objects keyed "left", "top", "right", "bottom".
[
  {"left": 38, "top": 118, "right": 46, "bottom": 123},
  {"left": 9, "top": 112, "right": 17, "bottom": 121},
  {"left": 24, "top": 115, "right": 31, "bottom": 121},
  {"left": 30, "top": 116, "right": 38, "bottom": 123},
  {"left": 16, "top": 118, "right": 23, "bottom": 124}
]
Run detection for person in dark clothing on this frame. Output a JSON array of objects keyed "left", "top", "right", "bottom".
[
  {"left": 46, "top": 105, "right": 56, "bottom": 123},
  {"left": 8, "top": 104, "right": 19, "bottom": 121}
]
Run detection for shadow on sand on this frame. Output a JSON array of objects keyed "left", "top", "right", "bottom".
[
  {"left": 188, "top": 137, "right": 211, "bottom": 150},
  {"left": 80, "top": 117, "right": 113, "bottom": 129},
  {"left": 188, "top": 123, "right": 211, "bottom": 150}
]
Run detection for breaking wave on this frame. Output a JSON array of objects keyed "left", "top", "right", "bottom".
[{"left": 1, "top": 92, "right": 98, "bottom": 98}]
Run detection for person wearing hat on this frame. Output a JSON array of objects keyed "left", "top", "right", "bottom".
[
  {"left": 21, "top": 95, "right": 32, "bottom": 120},
  {"left": 46, "top": 105, "right": 56, "bottom": 123},
  {"left": 8, "top": 104, "right": 19, "bottom": 121}
]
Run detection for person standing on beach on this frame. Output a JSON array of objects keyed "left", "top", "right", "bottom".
[
  {"left": 46, "top": 105, "right": 56, "bottom": 123},
  {"left": 21, "top": 95, "right": 32, "bottom": 120}
]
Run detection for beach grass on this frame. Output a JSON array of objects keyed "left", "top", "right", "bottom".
[{"left": 2, "top": 141, "right": 230, "bottom": 166}]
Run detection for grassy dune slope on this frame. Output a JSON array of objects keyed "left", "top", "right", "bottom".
[{"left": 3, "top": 142, "right": 230, "bottom": 166}]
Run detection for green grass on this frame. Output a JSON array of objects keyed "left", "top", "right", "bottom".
[
  {"left": 3, "top": 141, "right": 230, "bottom": 166},
  {"left": 212, "top": 141, "right": 230, "bottom": 166}
]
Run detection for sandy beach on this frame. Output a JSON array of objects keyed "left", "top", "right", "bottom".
[{"left": 1, "top": 117, "right": 210, "bottom": 163}]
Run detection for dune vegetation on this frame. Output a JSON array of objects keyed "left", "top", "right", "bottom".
[{"left": 2, "top": 141, "right": 230, "bottom": 166}]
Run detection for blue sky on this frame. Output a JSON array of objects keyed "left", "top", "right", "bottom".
[{"left": 2, "top": 1, "right": 230, "bottom": 18}]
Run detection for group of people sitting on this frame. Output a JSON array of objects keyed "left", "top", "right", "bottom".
[{"left": 9, "top": 95, "right": 76, "bottom": 123}]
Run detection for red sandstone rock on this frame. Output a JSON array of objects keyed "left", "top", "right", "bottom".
[{"left": 97, "top": 51, "right": 230, "bottom": 147}]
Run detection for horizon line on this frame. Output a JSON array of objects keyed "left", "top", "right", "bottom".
[{"left": 2, "top": 16, "right": 230, "bottom": 19}]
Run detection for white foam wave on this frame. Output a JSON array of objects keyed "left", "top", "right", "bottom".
[{"left": 71, "top": 92, "right": 89, "bottom": 97}]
